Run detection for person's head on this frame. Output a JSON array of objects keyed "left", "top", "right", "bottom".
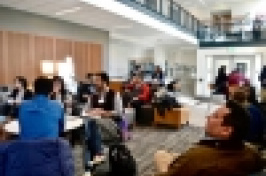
[
  {"left": 135, "top": 65, "right": 141, "bottom": 71},
  {"left": 205, "top": 101, "right": 250, "bottom": 141},
  {"left": 34, "top": 77, "right": 53, "bottom": 96},
  {"left": 86, "top": 73, "right": 93, "bottom": 83},
  {"left": 132, "top": 73, "right": 143, "bottom": 85},
  {"left": 232, "top": 87, "right": 248, "bottom": 106},
  {"left": 262, "top": 66, "right": 266, "bottom": 73},
  {"left": 14, "top": 76, "right": 27, "bottom": 90},
  {"left": 52, "top": 76, "right": 65, "bottom": 93},
  {"left": 219, "top": 66, "right": 226, "bottom": 75},
  {"left": 155, "top": 66, "right": 161, "bottom": 72},
  {"left": 94, "top": 72, "right": 109, "bottom": 90}
]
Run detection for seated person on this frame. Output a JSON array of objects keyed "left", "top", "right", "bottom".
[
  {"left": 152, "top": 66, "right": 164, "bottom": 85},
  {"left": 19, "top": 77, "right": 64, "bottom": 140},
  {"left": 130, "top": 74, "right": 151, "bottom": 124},
  {"left": 232, "top": 87, "right": 263, "bottom": 144},
  {"left": 50, "top": 76, "right": 67, "bottom": 104},
  {"left": 78, "top": 73, "right": 95, "bottom": 103},
  {"left": 155, "top": 101, "right": 263, "bottom": 176},
  {"left": 4, "top": 76, "right": 32, "bottom": 117},
  {"left": 84, "top": 72, "right": 122, "bottom": 174},
  {"left": 167, "top": 79, "right": 181, "bottom": 96}
]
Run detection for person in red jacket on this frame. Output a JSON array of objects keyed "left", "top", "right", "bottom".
[{"left": 130, "top": 74, "right": 151, "bottom": 124}]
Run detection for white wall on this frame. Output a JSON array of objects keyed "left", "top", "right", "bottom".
[
  {"left": 109, "top": 39, "right": 143, "bottom": 78},
  {"left": 197, "top": 47, "right": 266, "bottom": 97},
  {"left": 165, "top": 47, "right": 197, "bottom": 96}
]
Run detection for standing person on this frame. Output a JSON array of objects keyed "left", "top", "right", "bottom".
[
  {"left": 253, "top": 15, "right": 263, "bottom": 41},
  {"left": 152, "top": 66, "right": 164, "bottom": 85},
  {"left": 4, "top": 76, "right": 33, "bottom": 117},
  {"left": 227, "top": 68, "right": 247, "bottom": 100},
  {"left": 214, "top": 66, "right": 227, "bottom": 95},
  {"left": 19, "top": 77, "right": 64, "bottom": 140},
  {"left": 259, "top": 66, "right": 266, "bottom": 103}
]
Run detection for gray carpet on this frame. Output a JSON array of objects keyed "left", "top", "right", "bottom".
[
  {"left": 73, "top": 125, "right": 205, "bottom": 176},
  {"left": 125, "top": 126, "right": 205, "bottom": 176}
]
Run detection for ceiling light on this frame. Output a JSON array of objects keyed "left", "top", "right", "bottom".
[
  {"left": 199, "top": 0, "right": 206, "bottom": 5},
  {"left": 80, "top": 0, "right": 198, "bottom": 45},
  {"left": 56, "top": 6, "right": 81, "bottom": 16}
]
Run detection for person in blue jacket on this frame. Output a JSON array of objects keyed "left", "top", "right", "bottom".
[{"left": 19, "top": 77, "right": 64, "bottom": 140}]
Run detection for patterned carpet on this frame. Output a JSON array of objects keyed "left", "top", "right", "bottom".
[{"left": 125, "top": 126, "right": 205, "bottom": 176}]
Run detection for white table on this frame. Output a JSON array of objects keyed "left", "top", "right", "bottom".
[{"left": 4, "top": 116, "right": 84, "bottom": 134}]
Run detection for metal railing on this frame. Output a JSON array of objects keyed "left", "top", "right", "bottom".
[
  {"left": 117, "top": 0, "right": 266, "bottom": 45},
  {"left": 199, "top": 20, "right": 266, "bottom": 43},
  {"left": 117, "top": 0, "right": 205, "bottom": 38}
]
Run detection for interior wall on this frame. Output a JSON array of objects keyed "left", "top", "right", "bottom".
[
  {"left": 109, "top": 39, "right": 143, "bottom": 78},
  {"left": 0, "top": 30, "right": 102, "bottom": 85},
  {"left": 0, "top": 6, "right": 109, "bottom": 73},
  {"left": 197, "top": 47, "right": 265, "bottom": 97},
  {"left": 166, "top": 48, "right": 197, "bottom": 96}
]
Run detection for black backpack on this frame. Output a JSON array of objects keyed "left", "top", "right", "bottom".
[{"left": 109, "top": 144, "right": 137, "bottom": 176}]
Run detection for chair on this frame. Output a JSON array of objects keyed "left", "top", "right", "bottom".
[
  {"left": 154, "top": 107, "right": 189, "bottom": 128},
  {"left": 3, "top": 138, "right": 75, "bottom": 176}
]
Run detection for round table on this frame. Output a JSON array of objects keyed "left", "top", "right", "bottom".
[{"left": 4, "top": 116, "right": 84, "bottom": 134}]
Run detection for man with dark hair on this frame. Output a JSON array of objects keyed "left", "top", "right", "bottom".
[
  {"left": 83, "top": 72, "right": 123, "bottom": 176},
  {"left": 155, "top": 101, "right": 262, "bottom": 176},
  {"left": 78, "top": 73, "right": 95, "bottom": 103},
  {"left": 19, "top": 77, "right": 64, "bottom": 140}
]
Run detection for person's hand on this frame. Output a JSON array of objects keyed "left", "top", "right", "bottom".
[{"left": 101, "top": 111, "right": 112, "bottom": 117}]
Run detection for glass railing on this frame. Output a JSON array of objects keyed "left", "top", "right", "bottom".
[
  {"left": 117, "top": 0, "right": 205, "bottom": 38},
  {"left": 199, "top": 21, "right": 266, "bottom": 43},
  {"left": 117, "top": 0, "right": 266, "bottom": 45}
]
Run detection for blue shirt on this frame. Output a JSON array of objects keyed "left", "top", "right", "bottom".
[{"left": 19, "top": 95, "right": 64, "bottom": 140}]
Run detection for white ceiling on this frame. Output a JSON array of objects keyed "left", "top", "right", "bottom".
[{"left": 0, "top": 0, "right": 193, "bottom": 48}]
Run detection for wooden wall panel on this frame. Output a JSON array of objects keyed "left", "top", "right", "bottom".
[
  {"left": 34, "top": 36, "right": 54, "bottom": 77},
  {"left": 7, "top": 31, "right": 21, "bottom": 83},
  {"left": 86, "top": 43, "right": 92, "bottom": 74},
  {"left": 55, "top": 38, "right": 73, "bottom": 61},
  {"left": 0, "top": 30, "right": 102, "bottom": 86},
  {"left": 2, "top": 32, "right": 8, "bottom": 85},
  {"left": 74, "top": 41, "right": 84, "bottom": 81},
  {"left": 20, "top": 34, "right": 33, "bottom": 84},
  {"left": 91, "top": 44, "right": 102, "bottom": 73},
  {"left": 0, "top": 31, "right": 4, "bottom": 85}
]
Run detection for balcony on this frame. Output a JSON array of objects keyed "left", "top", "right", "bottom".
[
  {"left": 116, "top": 0, "right": 204, "bottom": 38},
  {"left": 199, "top": 20, "right": 266, "bottom": 47}
]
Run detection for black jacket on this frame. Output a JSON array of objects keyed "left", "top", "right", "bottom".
[
  {"left": 9, "top": 89, "right": 33, "bottom": 100},
  {"left": 91, "top": 89, "right": 115, "bottom": 111}
]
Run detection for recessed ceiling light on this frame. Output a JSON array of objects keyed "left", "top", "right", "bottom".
[
  {"left": 56, "top": 6, "right": 81, "bottom": 16},
  {"left": 199, "top": 0, "right": 206, "bottom": 5}
]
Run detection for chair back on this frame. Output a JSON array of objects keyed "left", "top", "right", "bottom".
[{"left": 4, "top": 138, "right": 74, "bottom": 176}]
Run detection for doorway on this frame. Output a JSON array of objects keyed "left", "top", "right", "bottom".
[{"left": 213, "top": 55, "right": 254, "bottom": 82}]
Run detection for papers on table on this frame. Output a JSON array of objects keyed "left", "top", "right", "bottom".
[{"left": 4, "top": 116, "right": 84, "bottom": 134}]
